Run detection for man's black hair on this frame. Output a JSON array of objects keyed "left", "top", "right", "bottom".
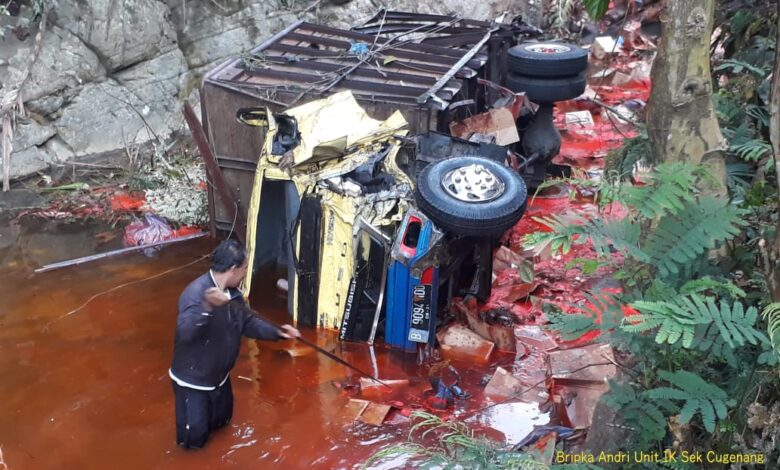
[{"left": 211, "top": 239, "right": 247, "bottom": 273}]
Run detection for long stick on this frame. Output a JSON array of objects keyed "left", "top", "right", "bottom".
[{"left": 230, "top": 301, "right": 391, "bottom": 388}]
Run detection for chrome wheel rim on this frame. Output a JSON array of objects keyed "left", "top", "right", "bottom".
[
  {"left": 442, "top": 164, "right": 505, "bottom": 202},
  {"left": 526, "top": 43, "right": 571, "bottom": 54}
]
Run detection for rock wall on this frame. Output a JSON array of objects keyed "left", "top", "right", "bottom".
[{"left": 1, "top": 0, "right": 524, "bottom": 180}]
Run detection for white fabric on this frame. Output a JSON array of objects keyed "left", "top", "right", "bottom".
[{"left": 169, "top": 368, "right": 229, "bottom": 391}]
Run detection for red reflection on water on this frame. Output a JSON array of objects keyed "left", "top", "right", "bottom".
[{"left": 0, "top": 236, "right": 545, "bottom": 469}]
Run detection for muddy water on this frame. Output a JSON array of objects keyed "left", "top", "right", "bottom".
[{"left": 0, "top": 228, "right": 547, "bottom": 469}]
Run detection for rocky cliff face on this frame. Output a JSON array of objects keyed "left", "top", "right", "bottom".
[{"left": 0, "top": 0, "right": 523, "bottom": 180}]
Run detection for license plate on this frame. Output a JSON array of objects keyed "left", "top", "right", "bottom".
[{"left": 408, "top": 284, "right": 431, "bottom": 343}]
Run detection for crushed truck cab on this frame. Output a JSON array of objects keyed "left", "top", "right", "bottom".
[
  {"left": 240, "top": 91, "right": 527, "bottom": 352},
  {"left": 243, "top": 92, "right": 411, "bottom": 330}
]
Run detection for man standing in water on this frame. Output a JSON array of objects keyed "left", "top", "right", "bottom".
[{"left": 169, "top": 239, "right": 300, "bottom": 449}]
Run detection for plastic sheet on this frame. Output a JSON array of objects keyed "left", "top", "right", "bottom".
[{"left": 123, "top": 213, "right": 174, "bottom": 256}]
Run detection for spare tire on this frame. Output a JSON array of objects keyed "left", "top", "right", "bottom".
[
  {"left": 506, "top": 72, "right": 587, "bottom": 103},
  {"left": 414, "top": 156, "right": 527, "bottom": 237},
  {"left": 508, "top": 42, "right": 588, "bottom": 77}
]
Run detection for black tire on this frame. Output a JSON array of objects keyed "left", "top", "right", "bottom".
[
  {"left": 507, "top": 42, "right": 588, "bottom": 77},
  {"left": 414, "top": 156, "right": 527, "bottom": 237},
  {"left": 506, "top": 72, "right": 587, "bottom": 103}
]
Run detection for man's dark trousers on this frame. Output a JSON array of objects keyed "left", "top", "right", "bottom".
[{"left": 172, "top": 378, "right": 233, "bottom": 449}]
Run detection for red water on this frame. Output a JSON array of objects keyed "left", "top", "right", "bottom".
[{"left": 0, "top": 235, "right": 547, "bottom": 469}]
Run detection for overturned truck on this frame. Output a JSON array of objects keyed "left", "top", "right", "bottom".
[
  {"left": 237, "top": 91, "right": 526, "bottom": 356},
  {"left": 199, "top": 11, "right": 589, "bottom": 355}
]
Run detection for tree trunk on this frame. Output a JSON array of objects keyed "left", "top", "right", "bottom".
[
  {"left": 646, "top": 0, "right": 727, "bottom": 188},
  {"left": 769, "top": 0, "right": 780, "bottom": 301}
]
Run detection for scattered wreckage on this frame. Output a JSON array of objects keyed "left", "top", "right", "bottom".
[
  {"left": 238, "top": 91, "right": 527, "bottom": 355},
  {"left": 199, "top": 11, "right": 592, "bottom": 359},
  {"left": 189, "top": 8, "right": 647, "bottom": 457}
]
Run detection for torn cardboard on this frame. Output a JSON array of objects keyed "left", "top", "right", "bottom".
[
  {"left": 484, "top": 367, "right": 524, "bottom": 397},
  {"left": 449, "top": 107, "right": 520, "bottom": 146},
  {"left": 591, "top": 36, "right": 621, "bottom": 60},
  {"left": 564, "top": 111, "right": 595, "bottom": 128},
  {"left": 549, "top": 343, "right": 617, "bottom": 383},
  {"left": 346, "top": 399, "right": 392, "bottom": 426},
  {"left": 437, "top": 323, "right": 495, "bottom": 364}
]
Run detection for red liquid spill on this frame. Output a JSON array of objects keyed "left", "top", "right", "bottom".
[{"left": 0, "top": 237, "right": 546, "bottom": 469}]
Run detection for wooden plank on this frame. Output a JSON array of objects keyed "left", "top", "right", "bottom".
[{"left": 183, "top": 102, "right": 246, "bottom": 243}]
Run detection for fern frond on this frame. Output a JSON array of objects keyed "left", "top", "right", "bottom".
[
  {"left": 644, "top": 387, "right": 690, "bottom": 401},
  {"left": 587, "top": 217, "right": 648, "bottom": 262},
  {"left": 644, "top": 279, "right": 678, "bottom": 302},
  {"left": 521, "top": 213, "right": 588, "bottom": 256},
  {"left": 762, "top": 302, "right": 780, "bottom": 358},
  {"left": 604, "top": 380, "right": 669, "bottom": 446},
  {"left": 625, "top": 299, "right": 701, "bottom": 348},
  {"left": 548, "top": 292, "right": 625, "bottom": 341},
  {"left": 604, "top": 127, "right": 650, "bottom": 182},
  {"left": 679, "top": 276, "right": 746, "bottom": 299},
  {"left": 645, "top": 370, "right": 734, "bottom": 433},
  {"left": 643, "top": 197, "right": 744, "bottom": 277},
  {"left": 628, "top": 295, "right": 765, "bottom": 351},
  {"left": 731, "top": 139, "right": 771, "bottom": 162},
  {"left": 547, "top": 311, "right": 598, "bottom": 341},
  {"left": 495, "top": 452, "right": 551, "bottom": 469},
  {"left": 745, "top": 104, "right": 770, "bottom": 129},
  {"left": 621, "top": 162, "right": 703, "bottom": 218}
]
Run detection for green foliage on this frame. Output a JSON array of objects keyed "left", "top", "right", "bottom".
[
  {"left": 730, "top": 137, "right": 772, "bottom": 163},
  {"left": 645, "top": 370, "right": 735, "bottom": 432},
  {"left": 678, "top": 276, "right": 746, "bottom": 299},
  {"left": 643, "top": 197, "right": 744, "bottom": 277},
  {"left": 602, "top": 380, "right": 671, "bottom": 447},
  {"left": 546, "top": 292, "right": 624, "bottom": 341},
  {"left": 605, "top": 128, "right": 651, "bottom": 181},
  {"left": 713, "top": 16, "right": 775, "bottom": 197},
  {"left": 627, "top": 295, "right": 765, "bottom": 350},
  {"left": 714, "top": 59, "right": 768, "bottom": 77},
  {"left": 582, "top": 0, "right": 610, "bottom": 20},
  {"left": 620, "top": 163, "right": 707, "bottom": 219},
  {"left": 565, "top": 258, "right": 609, "bottom": 275},
  {"left": 523, "top": 164, "right": 743, "bottom": 285},
  {"left": 523, "top": 213, "right": 587, "bottom": 257},
  {"left": 762, "top": 303, "right": 780, "bottom": 358},
  {"left": 547, "top": 310, "right": 598, "bottom": 341},
  {"left": 364, "top": 411, "right": 547, "bottom": 469},
  {"left": 532, "top": 147, "right": 775, "bottom": 453}
]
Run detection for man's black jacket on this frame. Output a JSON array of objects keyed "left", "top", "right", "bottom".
[{"left": 170, "top": 272, "right": 280, "bottom": 388}]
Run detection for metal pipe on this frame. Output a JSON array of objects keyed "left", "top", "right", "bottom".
[{"left": 34, "top": 233, "right": 208, "bottom": 273}]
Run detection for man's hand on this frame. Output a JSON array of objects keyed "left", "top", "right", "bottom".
[
  {"left": 278, "top": 324, "right": 301, "bottom": 339},
  {"left": 203, "top": 287, "right": 230, "bottom": 311}
]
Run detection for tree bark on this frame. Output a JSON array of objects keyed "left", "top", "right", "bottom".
[
  {"left": 769, "top": 0, "right": 780, "bottom": 301},
  {"left": 646, "top": 0, "right": 727, "bottom": 188}
]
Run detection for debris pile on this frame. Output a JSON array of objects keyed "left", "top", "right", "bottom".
[
  {"left": 380, "top": 3, "right": 661, "bottom": 456},
  {"left": 13, "top": 154, "right": 207, "bottom": 257}
]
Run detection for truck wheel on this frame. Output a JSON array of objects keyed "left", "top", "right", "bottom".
[
  {"left": 414, "top": 156, "right": 527, "bottom": 237},
  {"left": 507, "top": 42, "right": 588, "bottom": 77},
  {"left": 506, "top": 72, "right": 587, "bottom": 103}
]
